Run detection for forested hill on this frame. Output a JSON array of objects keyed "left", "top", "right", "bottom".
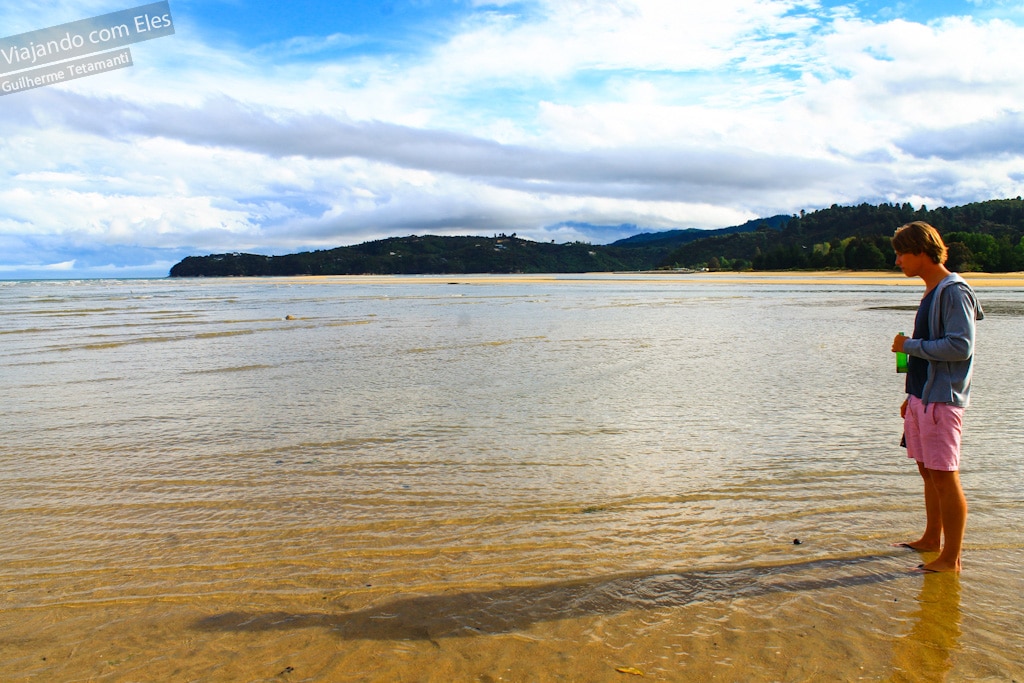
[
  {"left": 169, "top": 198, "right": 1024, "bottom": 277},
  {"left": 610, "top": 214, "right": 791, "bottom": 248},
  {"left": 660, "top": 198, "right": 1024, "bottom": 272},
  {"left": 169, "top": 234, "right": 664, "bottom": 277}
]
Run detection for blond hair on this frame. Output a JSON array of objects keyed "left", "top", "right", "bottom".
[{"left": 891, "top": 221, "right": 947, "bottom": 264}]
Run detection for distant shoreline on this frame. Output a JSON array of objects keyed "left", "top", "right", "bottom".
[
  {"left": 214, "top": 270, "right": 1024, "bottom": 287},
  {"left": 653, "top": 270, "right": 1024, "bottom": 287}
]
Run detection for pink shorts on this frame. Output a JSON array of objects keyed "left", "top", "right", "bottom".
[{"left": 904, "top": 394, "right": 964, "bottom": 471}]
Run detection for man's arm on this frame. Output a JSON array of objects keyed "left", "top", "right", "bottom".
[{"left": 902, "top": 284, "right": 977, "bottom": 362}]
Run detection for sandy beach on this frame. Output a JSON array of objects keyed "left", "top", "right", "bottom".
[{"left": 277, "top": 269, "right": 1024, "bottom": 288}]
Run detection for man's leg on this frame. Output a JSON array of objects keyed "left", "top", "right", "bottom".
[
  {"left": 917, "top": 458, "right": 937, "bottom": 548},
  {"left": 903, "top": 461, "right": 943, "bottom": 552},
  {"left": 895, "top": 397, "right": 943, "bottom": 552},
  {"left": 920, "top": 469, "right": 967, "bottom": 572}
]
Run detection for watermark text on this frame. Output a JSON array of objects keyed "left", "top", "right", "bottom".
[
  {"left": 1, "top": 48, "right": 134, "bottom": 96},
  {"left": 0, "top": 2, "right": 172, "bottom": 93}
]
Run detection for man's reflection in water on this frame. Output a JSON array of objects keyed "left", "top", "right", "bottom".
[{"left": 891, "top": 572, "right": 962, "bottom": 682}]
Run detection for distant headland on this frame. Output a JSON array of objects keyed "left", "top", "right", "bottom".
[{"left": 169, "top": 198, "right": 1024, "bottom": 277}]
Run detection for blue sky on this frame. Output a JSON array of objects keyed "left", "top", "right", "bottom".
[{"left": 2, "top": 0, "right": 1024, "bottom": 278}]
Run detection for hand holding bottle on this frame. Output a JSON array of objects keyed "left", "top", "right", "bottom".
[{"left": 893, "top": 331, "right": 908, "bottom": 373}]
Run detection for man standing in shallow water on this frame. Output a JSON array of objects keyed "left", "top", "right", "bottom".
[{"left": 891, "top": 221, "right": 983, "bottom": 573}]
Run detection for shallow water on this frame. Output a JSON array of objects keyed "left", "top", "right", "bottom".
[{"left": 1, "top": 273, "right": 1022, "bottom": 682}]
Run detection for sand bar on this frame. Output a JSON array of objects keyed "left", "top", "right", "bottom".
[{"left": 249, "top": 270, "right": 1024, "bottom": 288}]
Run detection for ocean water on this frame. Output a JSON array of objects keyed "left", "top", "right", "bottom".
[{"left": 1, "top": 273, "right": 1021, "bottom": 682}]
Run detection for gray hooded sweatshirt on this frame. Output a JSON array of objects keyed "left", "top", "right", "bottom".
[{"left": 902, "top": 273, "right": 984, "bottom": 408}]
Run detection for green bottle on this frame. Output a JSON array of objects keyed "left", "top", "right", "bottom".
[{"left": 896, "top": 331, "right": 908, "bottom": 373}]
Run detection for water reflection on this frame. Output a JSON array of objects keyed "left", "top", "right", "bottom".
[{"left": 890, "top": 573, "right": 962, "bottom": 682}]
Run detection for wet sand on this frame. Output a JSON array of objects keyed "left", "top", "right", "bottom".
[{"left": 4, "top": 555, "right": 1019, "bottom": 681}]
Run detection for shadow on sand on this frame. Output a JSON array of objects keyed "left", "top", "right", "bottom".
[{"left": 193, "top": 554, "right": 913, "bottom": 641}]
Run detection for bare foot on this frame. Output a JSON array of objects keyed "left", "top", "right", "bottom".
[
  {"left": 891, "top": 540, "right": 940, "bottom": 552},
  {"left": 913, "top": 559, "right": 961, "bottom": 573}
]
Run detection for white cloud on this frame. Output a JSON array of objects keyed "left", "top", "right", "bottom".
[
  {"left": 0, "top": 258, "right": 77, "bottom": 272},
  {"left": 2, "top": 0, "right": 1024, "bottom": 277}
]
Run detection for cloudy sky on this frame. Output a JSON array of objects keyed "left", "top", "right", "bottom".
[{"left": 2, "top": 0, "right": 1023, "bottom": 278}]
